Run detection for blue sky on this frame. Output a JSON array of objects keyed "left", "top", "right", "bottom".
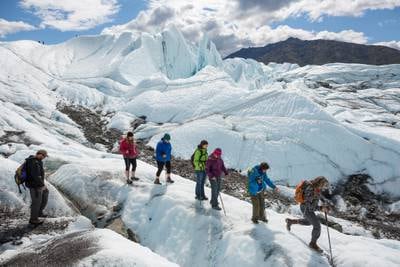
[
  {"left": 0, "top": 0, "right": 399, "bottom": 55},
  {"left": 0, "top": 0, "right": 147, "bottom": 44}
]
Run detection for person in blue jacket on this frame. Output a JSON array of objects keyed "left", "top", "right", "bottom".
[
  {"left": 154, "top": 133, "right": 174, "bottom": 185},
  {"left": 248, "top": 162, "right": 279, "bottom": 224}
]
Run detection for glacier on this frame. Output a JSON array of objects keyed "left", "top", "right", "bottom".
[
  {"left": 1, "top": 25, "right": 400, "bottom": 266},
  {"left": 0, "top": 24, "right": 399, "bottom": 195}
]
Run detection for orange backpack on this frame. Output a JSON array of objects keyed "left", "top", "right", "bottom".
[{"left": 294, "top": 180, "right": 306, "bottom": 204}]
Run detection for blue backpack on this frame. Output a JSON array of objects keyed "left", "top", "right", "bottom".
[{"left": 14, "top": 161, "right": 27, "bottom": 193}]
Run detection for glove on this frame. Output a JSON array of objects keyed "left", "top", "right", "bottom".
[{"left": 320, "top": 205, "right": 330, "bottom": 213}]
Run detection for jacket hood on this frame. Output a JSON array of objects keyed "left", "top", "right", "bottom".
[
  {"left": 26, "top": 155, "right": 36, "bottom": 161},
  {"left": 208, "top": 154, "right": 217, "bottom": 159}
]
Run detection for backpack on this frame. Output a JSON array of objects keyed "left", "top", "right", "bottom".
[
  {"left": 294, "top": 180, "right": 306, "bottom": 204},
  {"left": 190, "top": 148, "right": 205, "bottom": 169},
  {"left": 14, "top": 161, "right": 27, "bottom": 193},
  {"left": 246, "top": 168, "right": 253, "bottom": 194},
  {"left": 190, "top": 151, "right": 196, "bottom": 168}
]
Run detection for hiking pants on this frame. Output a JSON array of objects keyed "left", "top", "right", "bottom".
[
  {"left": 195, "top": 171, "right": 206, "bottom": 198},
  {"left": 124, "top": 157, "right": 137, "bottom": 171},
  {"left": 29, "top": 186, "right": 49, "bottom": 221},
  {"left": 156, "top": 161, "right": 171, "bottom": 176},
  {"left": 251, "top": 192, "right": 266, "bottom": 220},
  {"left": 210, "top": 177, "right": 221, "bottom": 207},
  {"left": 299, "top": 205, "right": 321, "bottom": 243}
]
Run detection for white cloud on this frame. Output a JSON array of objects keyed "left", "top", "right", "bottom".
[
  {"left": 20, "top": 0, "right": 120, "bottom": 31},
  {"left": 223, "top": 26, "right": 369, "bottom": 54},
  {"left": 315, "top": 30, "right": 368, "bottom": 44},
  {"left": 374, "top": 40, "right": 400, "bottom": 50},
  {"left": 102, "top": 0, "right": 376, "bottom": 56},
  {"left": 290, "top": 0, "right": 400, "bottom": 21},
  {"left": 0, "top": 18, "right": 36, "bottom": 38}
]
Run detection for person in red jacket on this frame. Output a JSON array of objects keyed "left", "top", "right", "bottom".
[
  {"left": 206, "top": 148, "right": 228, "bottom": 210},
  {"left": 119, "top": 132, "right": 139, "bottom": 184}
]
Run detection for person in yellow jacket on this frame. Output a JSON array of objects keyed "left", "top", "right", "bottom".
[{"left": 193, "top": 140, "right": 209, "bottom": 200}]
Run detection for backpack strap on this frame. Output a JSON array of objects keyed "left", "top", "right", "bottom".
[{"left": 199, "top": 149, "right": 206, "bottom": 162}]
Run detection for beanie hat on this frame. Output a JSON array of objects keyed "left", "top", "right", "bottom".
[
  {"left": 163, "top": 133, "right": 171, "bottom": 141},
  {"left": 213, "top": 148, "right": 222, "bottom": 157}
]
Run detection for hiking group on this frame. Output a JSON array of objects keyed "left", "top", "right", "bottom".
[
  {"left": 14, "top": 131, "right": 332, "bottom": 253},
  {"left": 118, "top": 131, "right": 331, "bottom": 252}
]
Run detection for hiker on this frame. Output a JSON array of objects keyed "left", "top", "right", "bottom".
[
  {"left": 206, "top": 148, "right": 228, "bottom": 210},
  {"left": 248, "top": 162, "right": 279, "bottom": 224},
  {"left": 154, "top": 133, "right": 174, "bottom": 185},
  {"left": 119, "top": 132, "right": 139, "bottom": 184},
  {"left": 193, "top": 140, "right": 209, "bottom": 200},
  {"left": 25, "top": 150, "right": 49, "bottom": 226},
  {"left": 285, "top": 176, "right": 330, "bottom": 253}
]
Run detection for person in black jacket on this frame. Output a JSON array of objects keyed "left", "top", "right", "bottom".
[{"left": 25, "top": 150, "right": 49, "bottom": 225}]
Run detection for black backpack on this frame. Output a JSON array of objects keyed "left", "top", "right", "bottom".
[{"left": 190, "top": 150, "right": 197, "bottom": 168}]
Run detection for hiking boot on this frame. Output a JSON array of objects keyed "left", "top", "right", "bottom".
[
  {"left": 29, "top": 219, "right": 44, "bottom": 226},
  {"left": 260, "top": 218, "right": 268, "bottom": 223},
  {"left": 127, "top": 179, "right": 133, "bottom": 184},
  {"left": 212, "top": 206, "right": 222, "bottom": 211},
  {"left": 154, "top": 179, "right": 161, "bottom": 185},
  {"left": 201, "top": 196, "right": 208, "bottom": 201},
  {"left": 166, "top": 178, "right": 174, "bottom": 184},
  {"left": 131, "top": 177, "right": 139, "bottom": 181},
  {"left": 39, "top": 213, "right": 48, "bottom": 218},
  {"left": 252, "top": 219, "right": 259, "bottom": 224},
  {"left": 309, "top": 242, "right": 323, "bottom": 253}
]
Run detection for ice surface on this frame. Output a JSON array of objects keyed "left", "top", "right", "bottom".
[
  {"left": 0, "top": 158, "right": 178, "bottom": 267},
  {"left": 1, "top": 26, "right": 400, "bottom": 266},
  {"left": 1, "top": 27, "right": 399, "bottom": 197},
  {"left": 47, "top": 159, "right": 400, "bottom": 267}
]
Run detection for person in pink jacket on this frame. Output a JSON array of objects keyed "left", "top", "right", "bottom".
[
  {"left": 206, "top": 148, "right": 228, "bottom": 210},
  {"left": 119, "top": 132, "right": 139, "bottom": 184}
]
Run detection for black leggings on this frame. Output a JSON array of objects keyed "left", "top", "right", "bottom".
[
  {"left": 124, "top": 158, "right": 137, "bottom": 171},
  {"left": 156, "top": 161, "right": 171, "bottom": 176}
]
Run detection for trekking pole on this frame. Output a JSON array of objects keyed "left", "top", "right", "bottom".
[
  {"left": 324, "top": 211, "right": 334, "bottom": 266},
  {"left": 219, "top": 193, "right": 227, "bottom": 216}
]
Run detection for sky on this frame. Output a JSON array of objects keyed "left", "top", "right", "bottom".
[{"left": 0, "top": 0, "right": 399, "bottom": 56}]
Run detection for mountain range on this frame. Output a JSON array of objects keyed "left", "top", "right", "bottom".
[{"left": 226, "top": 38, "right": 400, "bottom": 66}]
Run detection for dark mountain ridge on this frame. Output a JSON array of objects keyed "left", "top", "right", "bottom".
[{"left": 226, "top": 38, "right": 400, "bottom": 66}]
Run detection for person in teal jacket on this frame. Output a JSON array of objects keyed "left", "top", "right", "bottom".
[
  {"left": 194, "top": 140, "right": 208, "bottom": 200},
  {"left": 248, "top": 162, "right": 279, "bottom": 224}
]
